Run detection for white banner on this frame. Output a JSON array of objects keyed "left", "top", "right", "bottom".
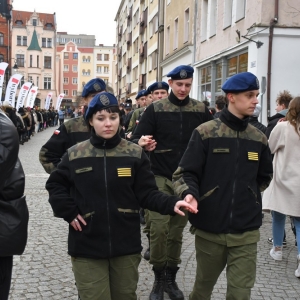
[
  {"left": 0, "top": 62, "right": 8, "bottom": 98},
  {"left": 26, "top": 86, "right": 38, "bottom": 108},
  {"left": 4, "top": 74, "right": 23, "bottom": 107},
  {"left": 15, "top": 82, "right": 32, "bottom": 111},
  {"left": 45, "top": 92, "right": 53, "bottom": 110},
  {"left": 55, "top": 93, "right": 65, "bottom": 110}
]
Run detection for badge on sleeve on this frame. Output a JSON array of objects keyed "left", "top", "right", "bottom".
[
  {"left": 248, "top": 152, "right": 258, "bottom": 161},
  {"left": 117, "top": 168, "right": 132, "bottom": 177}
]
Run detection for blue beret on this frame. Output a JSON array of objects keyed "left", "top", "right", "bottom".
[
  {"left": 222, "top": 72, "right": 259, "bottom": 93},
  {"left": 82, "top": 78, "right": 106, "bottom": 97},
  {"left": 135, "top": 89, "right": 147, "bottom": 100},
  {"left": 167, "top": 65, "right": 194, "bottom": 80},
  {"left": 85, "top": 92, "right": 118, "bottom": 120},
  {"left": 147, "top": 81, "right": 169, "bottom": 93}
]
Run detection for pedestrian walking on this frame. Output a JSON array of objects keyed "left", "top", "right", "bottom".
[
  {"left": 173, "top": 72, "right": 273, "bottom": 300},
  {"left": 45, "top": 92, "right": 197, "bottom": 300}
]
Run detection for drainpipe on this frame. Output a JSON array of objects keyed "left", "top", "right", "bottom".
[
  {"left": 157, "top": 0, "right": 165, "bottom": 81},
  {"left": 193, "top": 0, "right": 198, "bottom": 65},
  {"left": 266, "top": 0, "right": 279, "bottom": 118}
]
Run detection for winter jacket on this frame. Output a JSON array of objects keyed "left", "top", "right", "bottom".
[{"left": 46, "top": 131, "right": 179, "bottom": 259}]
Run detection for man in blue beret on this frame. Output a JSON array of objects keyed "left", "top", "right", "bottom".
[
  {"left": 172, "top": 71, "right": 273, "bottom": 299},
  {"left": 132, "top": 65, "right": 213, "bottom": 300},
  {"left": 147, "top": 81, "right": 169, "bottom": 101},
  {"left": 39, "top": 77, "right": 107, "bottom": 174}
]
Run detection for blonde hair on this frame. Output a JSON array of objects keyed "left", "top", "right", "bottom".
[{"left": 286, "top": 97, "right": 300, "bottom": 137}]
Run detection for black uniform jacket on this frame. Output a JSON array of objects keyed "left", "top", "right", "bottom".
[
  {"left": 173, "top": 108, "right": 273, "bottom": 234},
  {"left": 46, "top": 131, "right": 179, "bottom": 259},
  {"left": 39, "top": 116, "right": 90, "bottom": 174},
  {"left": 132, "top": 91, "right": 213, "bottom": 180}
]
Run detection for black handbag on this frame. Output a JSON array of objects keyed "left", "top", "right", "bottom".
[{"left": 0, "top": 195, "right": 29, "bottom": 256}]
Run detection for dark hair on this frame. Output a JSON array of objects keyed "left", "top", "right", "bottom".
[
  {"left": 276, "top": 90, "right": 293, "bottom": 109},
  {"left": 286, "top": 97, "right": 300, "bottom": 137},
  {"left": 215, "top": 95, "right": 227, "bottom": 109},
  {"left": 209, "top": 107, "right": 216, "bottom": 115},
  {"left": 202, "top": 100, "right": 210, "bottom": 107},
  {"left": 86, "top": 106, "right": 121, "bottom": 131}
]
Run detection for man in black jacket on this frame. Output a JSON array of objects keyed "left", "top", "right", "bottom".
[
  {"left": 249, "top": 104, "right": 266, "bottom": 133},
  {"left": 173, "top": 72, "right": 273, "bottom": 300},
  {"left": 132, "top": 65, "right": 212, "bottom": 300}
]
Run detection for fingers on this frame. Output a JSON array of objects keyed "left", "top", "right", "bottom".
[
  {"left": 174, "top": 207, "right": 185, "bottom": 216},
  {"left": 70, "top": 214, "right": 86, "bottom": 231}
]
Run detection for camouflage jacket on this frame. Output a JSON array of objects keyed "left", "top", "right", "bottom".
[
  {"left": 39, "top": 116, "right": 90, "bottom": 174},
  {"left": 173, "top": 108, "right": 273, "bottom": 234},
  {"left": 132, "top": 91, "right": 213, "bottom": 180},
  {"left": 46, "top": 132, "right": 179, "bottom": 259}
]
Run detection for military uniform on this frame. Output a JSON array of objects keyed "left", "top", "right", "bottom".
[{"left": 173, "top": 72, "right": 273, "bottom": 300}]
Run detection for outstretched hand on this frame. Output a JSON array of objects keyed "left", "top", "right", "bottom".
[{"left": 174, "top": 200, "right": 198, "bottom": 216}]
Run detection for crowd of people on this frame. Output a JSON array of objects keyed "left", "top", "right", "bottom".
[{"left": 1, "top": 68, "right": 299, "bottom": 300}]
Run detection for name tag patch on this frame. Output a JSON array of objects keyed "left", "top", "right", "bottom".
[
  {"left": 248, "top": 152, "right": 258, "bottom": 161},
  {"left": 75, "top": 167, "right": 93, "bottom": 174},
  {"left": 117, "top": 168, "right": 132, "bottom": 177},
  {"left": 213, "top": 148, "right": 230, "bottom": 153}
]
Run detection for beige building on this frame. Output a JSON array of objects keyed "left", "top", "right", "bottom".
[
  {"left": 115, "top": 0, "right": 160, "bottom": 105},
  {"left": 11, "top": 10, "right": 57, "bottom": 108},
  {"left": 193, "top": 0, "right": 300, "bottom": 124},
  {"left": 161, "top": 0, "right": 195, "bottom": 83}
]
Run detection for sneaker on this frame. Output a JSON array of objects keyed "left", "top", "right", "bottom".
[
  {"left": 270, "top": 247, "right": 283, "bottom": 261},
  {"left": 295, "top": 255, "right": 300, "bottom": 277},
  {"left": 267, "top": 237, "right": 287, "bottom": 248}
]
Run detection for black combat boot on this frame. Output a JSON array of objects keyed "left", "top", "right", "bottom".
[
  {"left": 164, "top": 266, "right": 184, "bottom": 300},
  {"left": 144, "top": 234, "right": 150, "bottom": 260},
  {"left": 149, "top": 267, "right": 165, "bottom": 300}
]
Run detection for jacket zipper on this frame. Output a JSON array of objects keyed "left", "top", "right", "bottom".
[
  {"left": 179, "top": 106, "right": 183, "bottom": 158},
  {"left": 229, "top": 131, "right": 239, "bottom": 231},
  {"left": 103, "top": 140, "right": 112, "bottom": 256}
]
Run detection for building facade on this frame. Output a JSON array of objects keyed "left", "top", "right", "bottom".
[{"left": 11, "top": 10, "right": 57, "bottom": 108}]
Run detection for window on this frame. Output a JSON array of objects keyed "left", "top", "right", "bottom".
[
  {"left": 0, "top": 54, "right": 4, "bottom": 62},
  {"left": 17, "top": 36, "right": 22, "bottom": 46},
  {"left": 149, "top": 14, "right": 158, "bottom": 37},
  {"left": 104, "top": 54, "right": 109, "bottom": 61},
  {"left": 72, "top": 90, "right": 77, "bottom": 96},
  {"left": 36, "top": 76, "right": 39, "bottom": 88},
  {"left": 209, "top": 0, "right": 217, "bottom": 37},
  {"left": 15, "top": 20, "right": 23, "bottom": 25},
  {"left": 72, "top": 78, "right": 78, "bottom": 84},
  {"left": 42, "top": 38, "right": 46, "bottom": 47},
  {"left": 227, "top": 53, "right": 248, "bottom": 77},
  {"left": 224, "top": 0, "right": 233, "bottom": 28},
  {"left": 73, "top": 53, "right": 78, "bottom": 59},
  {"left": 236, "top": 0, "right": 246, "bottom": 22},
  {"left": 64, "top": 78, "right": 69, "bottom": 84},
  {"left": 73, "top": 65, "right": 78, "bottom": 72},
  {"left": 64, "top": 65, "right": 69, "bottom": 71},
  {"left": 23, "top": 36, "right": 27, "bottom": 46},
  {"left": 47, "top": 38, "right": 52, "bottom": 48},
  {"left": 37, "top": 55, "right": 39, "bottom": 68},
  {"left": 184, "top": 9, "right": 189, "bottom": 42},
  {"left": 44, "top": 56, "right": 52, "bottom": 69},
  {"left": 44, "top": 77, "right": 51, "bottom": 90},
  {"left": 28, "top": 76, "right": 33, "bottom": 84},
  {"left": 87, "top": 56, "right": 91, "bottom": 62},
  {"left": 96, "top": 66, "right": 102, "bottom": 73},
  {"left": 215, "top": 63, "right": 222, "bottom": 93},
  {"left": 133, "top": 38, "right": 139, "bottom": 54},
  {"left": 97, "top": 54, "right": 102, "bottom": 60},
  {"left": 0, "top": 33, "right": 3, "bottom": 45},
  {"left": 133, "top": 66, "right": 138, "bottom": 81},
  {"left": 16, "top": 54, "right": 25, "bottom": 67},
  {"left": 46, "top": 23, "right": 53, "bottom": 29},
  {"left": 166, "top": 26, "right": 170, "bottom": 55},
  {"left": 104, "top": 66, "right": 109, "bottom": 73},
  {"left": 199, "top": 66, "right": 211, "bottom": 101},
  {"left": 201, "top": 0, "right": 208, "bottom": 42},
  {"left": 104, "top": 79, "right": 109, "bottom": 84},
  {"left": 64, "top": 89, "right": 68, "bottom": 95},
  {"left": 133, "top": 8, "right": 139, "bottom": 27},
  {"left": 30, "top": 55, "right": 33, "bottom": 67},
  {"left": 174, "top": 18, "right": 178, "bottom": 50},
  {"left": 151, "top": 51, "right": 157, "bottom": 70},
  {"left": 32, "top": 19, "right": 37, "bottom": 26},
  {"left": 64, "top": 52, "right": 69, "bottom": 59}
]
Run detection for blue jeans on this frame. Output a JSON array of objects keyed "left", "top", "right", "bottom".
[{"left": 272, "top": 211, "right": 300, "bottom": 254}]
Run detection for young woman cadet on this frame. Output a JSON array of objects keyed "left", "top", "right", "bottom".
[{"left": 45, "top": 92, "right": 196, "bottom": 300}]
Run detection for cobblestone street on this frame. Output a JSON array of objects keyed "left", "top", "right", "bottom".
[{"left": 9, "top": 126, "right": 300, "bottom": 299}]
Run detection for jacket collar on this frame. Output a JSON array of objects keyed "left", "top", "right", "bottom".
[
  {"left": 220, "top": 108, "right": 249, "bottom": 132},
  {"left": 90, "top": 129, "right": 121, "bottom": 149},
  {"left": 168, "top": 90, "right": 190, "bottom": 106}
]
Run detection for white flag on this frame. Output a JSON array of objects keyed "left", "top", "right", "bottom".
[
  {"left": 15, "top": 82, "right": 32, "bottom": 111},
  {"left": 26, "top": 86, "right": 38, "bottom": 108},
  {"left": 55, "top": 93, "right": 65, "bottom": 110},
  {"left": 45, "top": 92, "right": 52, "bottom": 110},
  {"left": 5, "top": 74, "right": 23, "bottom": 107},
  {"left": 0, "top": 62, "right": 8, "bottom": 98}
]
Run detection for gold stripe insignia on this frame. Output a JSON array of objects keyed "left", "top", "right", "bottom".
[
  {"left": 248, "top": 152, "right": 259, "bottom": 161},
  {"left": 117, "top": 168, "right": 132, "bottom": 177}
]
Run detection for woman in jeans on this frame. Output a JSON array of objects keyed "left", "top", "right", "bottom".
[{"left": 263, "top": 97, "right": 300, "bottom": 277}]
